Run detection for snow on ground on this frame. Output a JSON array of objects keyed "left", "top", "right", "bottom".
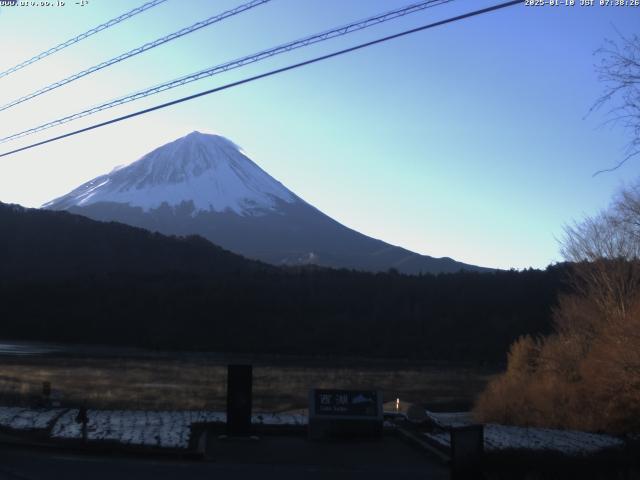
[
  {"left": 253, "top": 413, "right": 308, "bottom": 426},
  {"left": 3, "top": 404, "right": 622, "bottom": 456},
  {"left": 424, "top": 410, "right": 624, "bottom": 456},
  {"left": 1, "top": 406, "right": 311, "bottom": 449},
  {"left": 49, "top": 410, "right": 306, "bottom": 449},
  {"left": 0, "top": 406, "right": 64, "bottom": 431},
  {"left": 426, "top": 411, "right": 474, "bottom": 428},
  {"left": 52, "top": 410, "right": 225, "bottom": 448}
]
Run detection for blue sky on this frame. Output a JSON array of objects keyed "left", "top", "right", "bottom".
[{"left": 0, "top": 0, "right": 637, "bottom": 269}]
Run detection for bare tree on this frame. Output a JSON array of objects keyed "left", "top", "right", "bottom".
[
  {"left": 591, "top": 33, "right": 640, "bottom": 175},
  {"left": 561, "top": 184, "right": 640, "bottom": 320},
  {"left": 616, "top": 182, "right": 640, "bottom": 237},
  {"left": 556, "top": 185, "right": 640, "bottom": 431}
]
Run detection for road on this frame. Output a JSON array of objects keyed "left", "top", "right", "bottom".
[{"left": 0, "top": 435, "right": 450, "bottom": 480}]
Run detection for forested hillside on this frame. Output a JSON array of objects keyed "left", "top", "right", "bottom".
[{"left": 0, "top": 203, "right": 567, "bottom": 361}]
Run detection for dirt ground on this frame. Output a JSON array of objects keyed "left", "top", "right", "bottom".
[{"left": 0, "top": 351, "right": 498, "bottom": 412}]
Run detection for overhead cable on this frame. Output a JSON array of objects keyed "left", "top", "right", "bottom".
[
  {"left": 0, "top": 0, "right": 170, "bottom": 80},
  {"left": 0, "top": 0, "right": 453, "bottom": 144},
  {"left": 0, "top": 0, "right": 272, "bottom": 112},
  {"left": 0, "top": 0, "right": 522, "bottom": 159}
]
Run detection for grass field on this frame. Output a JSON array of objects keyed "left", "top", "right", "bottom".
[{"left": 0, "top": 352, "right": 498, "bottom": 412}]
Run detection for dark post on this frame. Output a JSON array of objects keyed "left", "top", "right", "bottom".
[
  {"left": 76, "top": 404, "right": 89, "bottom": 442},
  {"left": 41, "top": 381, "right": 51, "bottom": 407},
  {"left": 226, "top": 365, "right": 252, "bottom": 436},
  {"left": 450, "top": 424, "right": 484, "bottom": 479}
]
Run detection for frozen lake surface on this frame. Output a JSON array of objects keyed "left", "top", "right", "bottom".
[{"left": 0, "top": 342, "right": 62, "bottom": 357}]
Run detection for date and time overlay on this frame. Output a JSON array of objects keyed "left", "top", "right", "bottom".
[
  {"left": 0, "top": 0, "right": 639, "bottom": 8},
  {"left": 0, "top": 1, "right": 88, "bottom": 7}
]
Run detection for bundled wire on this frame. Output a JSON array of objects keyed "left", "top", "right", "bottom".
[
  {"left": 0, "top": 0, "right": 452, "bottom": 144},
  {"left": 0, "top": 0, "right": 272, "bottom": 112},
  {"left": 0, "top": 0, "right": 522, "bottom": 159},
  {"left": 0, "top": 0, "right": 169, "bottom": 80}
]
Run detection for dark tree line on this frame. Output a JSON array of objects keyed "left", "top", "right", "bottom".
[{"left": 0, "top": 203, "right": 569, "bottom": 362}]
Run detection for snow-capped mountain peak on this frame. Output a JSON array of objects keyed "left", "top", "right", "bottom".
[
  {"left": 44, "top": 130, "right": 489, "bottom": 274},
  {"left": 44, "top": 131, "right": 297, "bottom": 215}
]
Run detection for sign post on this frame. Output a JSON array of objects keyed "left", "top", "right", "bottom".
[{"left": 308, "top": 389, "right": 383, "bottom": 439}]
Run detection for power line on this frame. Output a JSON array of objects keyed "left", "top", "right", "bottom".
[
  {"left": 0, "top": 0, "right": 453, "bottom": 144},
  {"left": 0, "top": 0, "right": 521, "bottom": 160},
  {"left": 0, "top": 0, "right": 169, "bottom": 80},
  {"left": 0, "top": 0, "right": 272, "bottom": 113}
]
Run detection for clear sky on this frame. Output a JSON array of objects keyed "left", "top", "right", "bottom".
[{"left": 0, "top": 0, "right": 637, "bottom": 270}]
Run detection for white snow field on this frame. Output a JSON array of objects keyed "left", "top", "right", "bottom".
[
  {"left": 0, "top": 406, "right": 308, "bottom": 449},
  {"left": 424, "top": 410, "right": 624, "bottom": 456},
  {"left": 0, "top": 406, "right": 65, "bottom": 431},
  {"left": 51, "top": 410, "right": 225, "bottom": 448},
  {"left": 0, "top": 405, "right": 625, "bottom": 454},
  {"left": 51, "top": 410, "right": 308, "bottom": 448}
]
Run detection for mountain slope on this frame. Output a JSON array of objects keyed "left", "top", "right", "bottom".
[
  {"left": 46, "top": 133, "right": 295, "bottom": 215},
  {"left": 45, "top": 131, "right": 490, "bottom": 274},
  {"left": 0, "top": 202, "right": 266, "bottom": 279}
]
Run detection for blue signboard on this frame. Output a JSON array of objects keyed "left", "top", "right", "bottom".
[{"left": 313, "top": 389, "right": 379, "bottom": 417}]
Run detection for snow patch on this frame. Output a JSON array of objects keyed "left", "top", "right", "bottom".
[
  {"left": 426, "top": 411, "right": 473, "bottom": 429},
  {"left": 49, "top": 409, "right": 306, "bottom": 449},
  {"left": 0, "top": 406, "right": 64, "bottom": 430},
  {"left": 1, "top": 405, "right": 310, "bottom": 450},
  {"left": 51, "top": 409, "right": 225, "bottom": 448},
  {"left": 423, "top": 410, "right": 624, "bottom": 456}
]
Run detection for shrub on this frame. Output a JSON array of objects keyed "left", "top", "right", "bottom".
[{"left": 474, "top": 184, "right": 640, "bottom": 434}]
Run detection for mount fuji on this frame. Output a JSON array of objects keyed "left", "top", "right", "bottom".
[{"left": 44, "top": 131, "right": 488, "bottom": 274}]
